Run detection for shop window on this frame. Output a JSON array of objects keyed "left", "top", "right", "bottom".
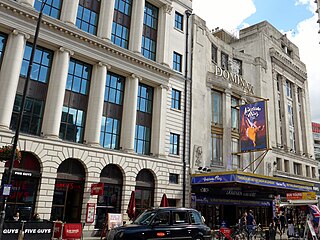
[
  {"left": 100, "top": 72, "right": 125, "bottom": 150},
  {"left": 171, "top": 88, "right": 181, "bottom": 110},
  {"left": 170, "top": 133, "right": 180, "bottom": 155},
  {"left": 76, "top": 0, "right": 101, "bottom": 35},
  {"left": 173, "top": 52, "right": 182, "bottom": 72},
  {"left": 169, "top": 173, "right": 179, "bottom": 184},
  {"left": 112, "top": 0, "right": 132, "bottom": 49},
  {"left": 34, "top": 0, "right": 62, "bottom": 19},
  {"left": 211, "top": 90, "right": 222, "bottom": 125},
  {"left": 96, "top": 164, "right": 123, "bottom": 229},
  {"left": 51, "top": 159, "right": 85, "bottom": 223},
  {"left": 1, "top": 152, "right": 41, "bottom": 221},
  {"left": 174, "top": 11, "right": 183, "bottom": 31},
  {"left": 142, "top": 2, "right": 158, "bottom": 61},
  {"left": 11, "top": 44, "right": 52, "bottom": 136},
  {"left": 135, "top": 169, "right": 155, "bottom": 217},
  {"left": 211, "top": 44, "right": 217, "bottom": 63}
]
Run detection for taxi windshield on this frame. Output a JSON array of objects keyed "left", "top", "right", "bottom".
[{"left": 133, "top": 210, "right": 157, "bottom": 225}]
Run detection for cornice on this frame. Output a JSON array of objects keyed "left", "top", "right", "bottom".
[
  {"left": 269, "top": 47, "right": 307, "bottom": 81},
  {"left": 0, "top": 0, "right": 174, "bottom": 79}
]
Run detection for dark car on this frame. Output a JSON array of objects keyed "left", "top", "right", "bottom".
[{"left": 106, "top": 207, "right": 212, "bottom": 240}]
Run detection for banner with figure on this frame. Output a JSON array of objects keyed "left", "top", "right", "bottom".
[{"left": 239, "top": 101, "right": 268, "bottom": 152}]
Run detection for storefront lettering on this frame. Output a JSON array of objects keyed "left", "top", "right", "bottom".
[
  {"left": 212, "top": 65, "right": 254, "bottom": 94},
  {"left": 55, "top": 182, "right": 82, "bottom": 190},
  {"left": 3, "top": 229, "right": 19, "bottom": 234}
]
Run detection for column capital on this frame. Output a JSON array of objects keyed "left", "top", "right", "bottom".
[
  {"left": 58, "top": 47, "right": 74, "bottom": 56},
  {"left": 164, "top": 4, "right": 173, "bottom": 14},
  {"left": 12, "top": 29, "right": 30, "bottom": 40},
  {"left": 160, "top": 84, "right": 169, "bottom": 91},
  {"left": 129, "top": 74, "right": 142, "bottom": 81},
  {"left": 97, "top": 62, "right": 111, "bottom": 70}
]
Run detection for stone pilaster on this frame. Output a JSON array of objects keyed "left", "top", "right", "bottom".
[
  {"left": 97, "top": 0, "right": 115, "bottom": 41},
  {"left": 84, "top": 62, "right": 111, "bottom": 146},
  {"left": 157, "top": 4, "right": 172, "bottom": 65},
  {"left": 41, "top": 47, "right": 74, "bottom": 138},
  {"left": 18, "top": 0, "right": 35, "bottom": 7},
  {"left": 60, "top": 0, "right": 79, "bottom": 25},
  {"left": 0, "top": 30, "right": 29, "bottom": 130},
  {"left": 129, "top": 0, "right": 145, "bottom": 53}
]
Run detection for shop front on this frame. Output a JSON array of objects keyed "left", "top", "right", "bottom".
[{"left": 191, "top": 170, "right": 316, "bottom": 229}]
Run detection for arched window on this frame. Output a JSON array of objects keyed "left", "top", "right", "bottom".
[{"left": 135, "top": 169, "right": 155, "bottom": 216}]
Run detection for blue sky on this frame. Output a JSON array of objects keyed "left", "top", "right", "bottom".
[
  {"left": 244, "top": 0, "right": 313, "bottom": 33},
  {"left": 193, "top": 0, "right": 320, "bottom": 123}
]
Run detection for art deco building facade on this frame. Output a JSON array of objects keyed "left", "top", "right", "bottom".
[
  {"left": 190, "top": 16, "right": 318, "bottom": 228},
  {"left": 0, "top": 0, "right": 192, "bottom": 236},
  {"left": 312, "top": 122, "right": 320, "bottom": 177}
]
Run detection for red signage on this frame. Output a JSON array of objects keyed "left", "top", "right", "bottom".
[
  {"left": 86, "top": 203, "right": 96, "bottom": 223},
  {"left": 91, "top": 183, "right": 104, "bottom": 196},
  {"left": 63, "top": 223, "right": 83, "bottom": 239},
  {"left": 53, "top": 222, "right": 63, "bottom": 239}
]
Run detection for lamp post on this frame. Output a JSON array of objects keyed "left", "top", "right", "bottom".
[{"left": 0, "top": 0, "right": 47, "bottom": 237}]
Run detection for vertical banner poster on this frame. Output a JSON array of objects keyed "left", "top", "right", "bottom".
[{"left": 239, "top": 101, "right": 268, "bottom": 152}]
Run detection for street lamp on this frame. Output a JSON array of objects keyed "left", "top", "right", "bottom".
[{"left": 0, "top": 0, "right": 47, "bottom": 237}]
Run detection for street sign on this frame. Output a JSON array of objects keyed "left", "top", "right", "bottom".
[{"left": 2, "top": 184, "right": 11, "bottom": 196}]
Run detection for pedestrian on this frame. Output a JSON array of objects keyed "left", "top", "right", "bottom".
[
  {"left": 13, "top": 212, "right": 20, "bottom": 221},
  {"left": 246, "top": 210, "right": 256, "bottom": 239},
  {"left": 273, "top": 212, "right": 281, "bottom": 234},
  {"left": 32, "top": 213, "right": 41, "bottom": 221},
  {"left": 279, "top": 211, "right": 286, "bottom": 235},
  {"left": 239, "top": 212, "right": 247, "bottom": 231}
]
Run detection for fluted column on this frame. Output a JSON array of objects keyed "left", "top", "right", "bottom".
[
  {"left": 223, "top": 90, "right": 232, "bottom": 170},
  {"left": 18, "top": 0, "right": 35, "bottom": 7},
  {"left": 157, "top": 4, "right": 172, "bottom": 65},
  {"left": 129, "top": 0, "right": 145, "bottom": 53},
  {"left": 97, "top": 0, "right": 115, "bottom": 41},
  {"left": 150, "top": 85, "right": 168, "bottom": 157},
  {"left": 60, "top": 0, "right": 79, "bottom": 25},
  {"left": 120, "top": 74, "right": 139, "bottom": 152},
  {"left": 84, "top": 62, "right": 111, "bottom": 145},
  {"left": 41, "top": 47, "right": 74, "bottom": 138},
  {"left": 0, "top": 30, "right": 29, "bottom": 130}
]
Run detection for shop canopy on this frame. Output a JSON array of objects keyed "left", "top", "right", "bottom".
[
  {"left": 280, "top": 199, "right": 318, "bottom": 207},
  {"left": 191, "top": 170, "right": 317, "bottom": 193}
]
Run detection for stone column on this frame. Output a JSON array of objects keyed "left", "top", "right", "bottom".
[
  {"left": 129, "top": 0, "right": 145, "bottom": 53},
  {"left": 97, "top": 0, "right": 115, "bottom": 41},
  {"left": 41, "top": 47, "right": 74, "bottom": 138},
  {"left": 120, "top": 74, "right": 139, "bottom": 152},
  {"left": 60, "top": 0, "right": 79, "bottom": 25},
  {"left": 157, "top": 4, "right": 172, "bottom": 65},
  {"left": 223, "top": 90, "right": 232, "bottom": 170},
  {"left": 280, "top": 76, "right": 289, "bottom": 149},
  {"left": 150, "top": 85, "right": 168, "bottom": 157},
  {"left": 84, "top": 62, "right": 111, "bottom": 146},
  {"left": 0, "top": 30, "right": 29, "bottom": 130},
  {"left": 292, "top": 84, "right": 303, "bottom": 154},
  {"left": 18, "top": 0, "right": 35, "bottom": 7}
]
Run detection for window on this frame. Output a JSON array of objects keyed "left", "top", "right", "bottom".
[
  {"left": 112, "top": 0, "right": 132, "bottom": 49},
  {"left": 293, "top": 162, "right": 302, "bottom": 175},
  {"left": 154, "top": 211, "right": 170, "bottom": 225},
  {"left": 231, "top": 97, "right": 239, "bottom": 130},
  {"left": 173, "top": 211, "right": 188, "bottom": 224},
  {"left": 142, "top": 2, "right": 158, "bottom": 61},
  {"left": 20, "top": 43, "right": 53, "bottom": 83},
  {"left": 284, "top": 160, "right": 289, "bottom": 173},
  {"left": 137, "top": 84, "right": 153, "bottom": 113},
  {"left": 232, "top": 138, "right": 240, "bottom": 169},
  {"left": 173, "top": 52, "right": 182, "bottom": 72},
  {"left": 34, "top": 0, "right": 62, "bottom": 19},
  {"left": 231, "top": 59, "right": 242, "bottom": 75},
  {"left": 171, "top": 89, "right": 181, "bottom": 110},
  {"left": 174, "top": 11, "right": 183, "bottom": 31},
  {"left": 211, "top": 134, "right": 222, "bottom": 166},
  {"left": 11, "top": 96, "right": 44, "bottom": 135},
  {"left": 221, "top": 52, "right": 228, "bottom": 70},
  {"left": 0, "top": 33, "right": 7, "bottom": 65},
  {"left": 190, "top": 210, "right": 203, "bottom": 224},
  {"left": 306, "top": 165, "right": 310, "bottom": 177},
  {"left": 211, "top": 90, "right": 222, "bottom": 124},
  {"left": 286, "top": 80, "right": 292, "bottom": 98},
  {"left": 60, "top": 59, "right": 91, "bottom": 143},
  {"left": 134, "top": 125, "right": 151, "bottom": 154},
  {"left": 276, "top": 157, "right": 281, "bottom": 171},
  {"left": 211, "top": 44, "right": 217, "bottom": 63},
  {"left": 76, "top": 0, "right": 100, "bottom": 35},
  {"left": 312, "top": 167, "right": 316, "bottom": 178},
  {"left": 169, "top": 173, "right": 179, "bottom": 184},
  {"left": 11, "top": 44, "right": 53, "bottom": 136},
  {"left": 170, "top": 133, "right": 179, "bottom": 155},
  {"left": 276, "top": 74, "right": 281, "bottom": 92},
  {"left": 60, "top": 106, "right": 85, "bottom": 143},
  {"left": 100, "top": 72, "right": 125, "bottom": 149}
]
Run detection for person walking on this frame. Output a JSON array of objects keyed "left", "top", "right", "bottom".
[
  {"left": 273, "top": 212, "right": 281, "bottom": 234},
  {"left": 279, "top": 211, "right": 286, "bottom": 236},
  {"left": 246, "top": 210, "right": 256, "bottom": 240}
]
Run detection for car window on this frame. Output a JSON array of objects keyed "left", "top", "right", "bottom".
[
  {"left": 190, "top": 210, "right": 203, "bottom": 224},
  {"left": 153, "top": 211, "right": 170, "bottom": 225},
  {"left": 134, "top": 210, "right": 156, "bottom": 225},
  {"left": 173, "top": 211, "right": 188, "bottom": 224}
]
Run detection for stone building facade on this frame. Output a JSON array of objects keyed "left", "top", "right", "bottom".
[{"left": 0, "top": 0, "right": 192, "bottom": 236}]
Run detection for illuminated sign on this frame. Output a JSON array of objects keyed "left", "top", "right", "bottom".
[
  {"left": 212, "top": 65, "right": 254, "bottom": 94},
  {"left": 286, "top": 192, "right": 316, "bottom": 201}
]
